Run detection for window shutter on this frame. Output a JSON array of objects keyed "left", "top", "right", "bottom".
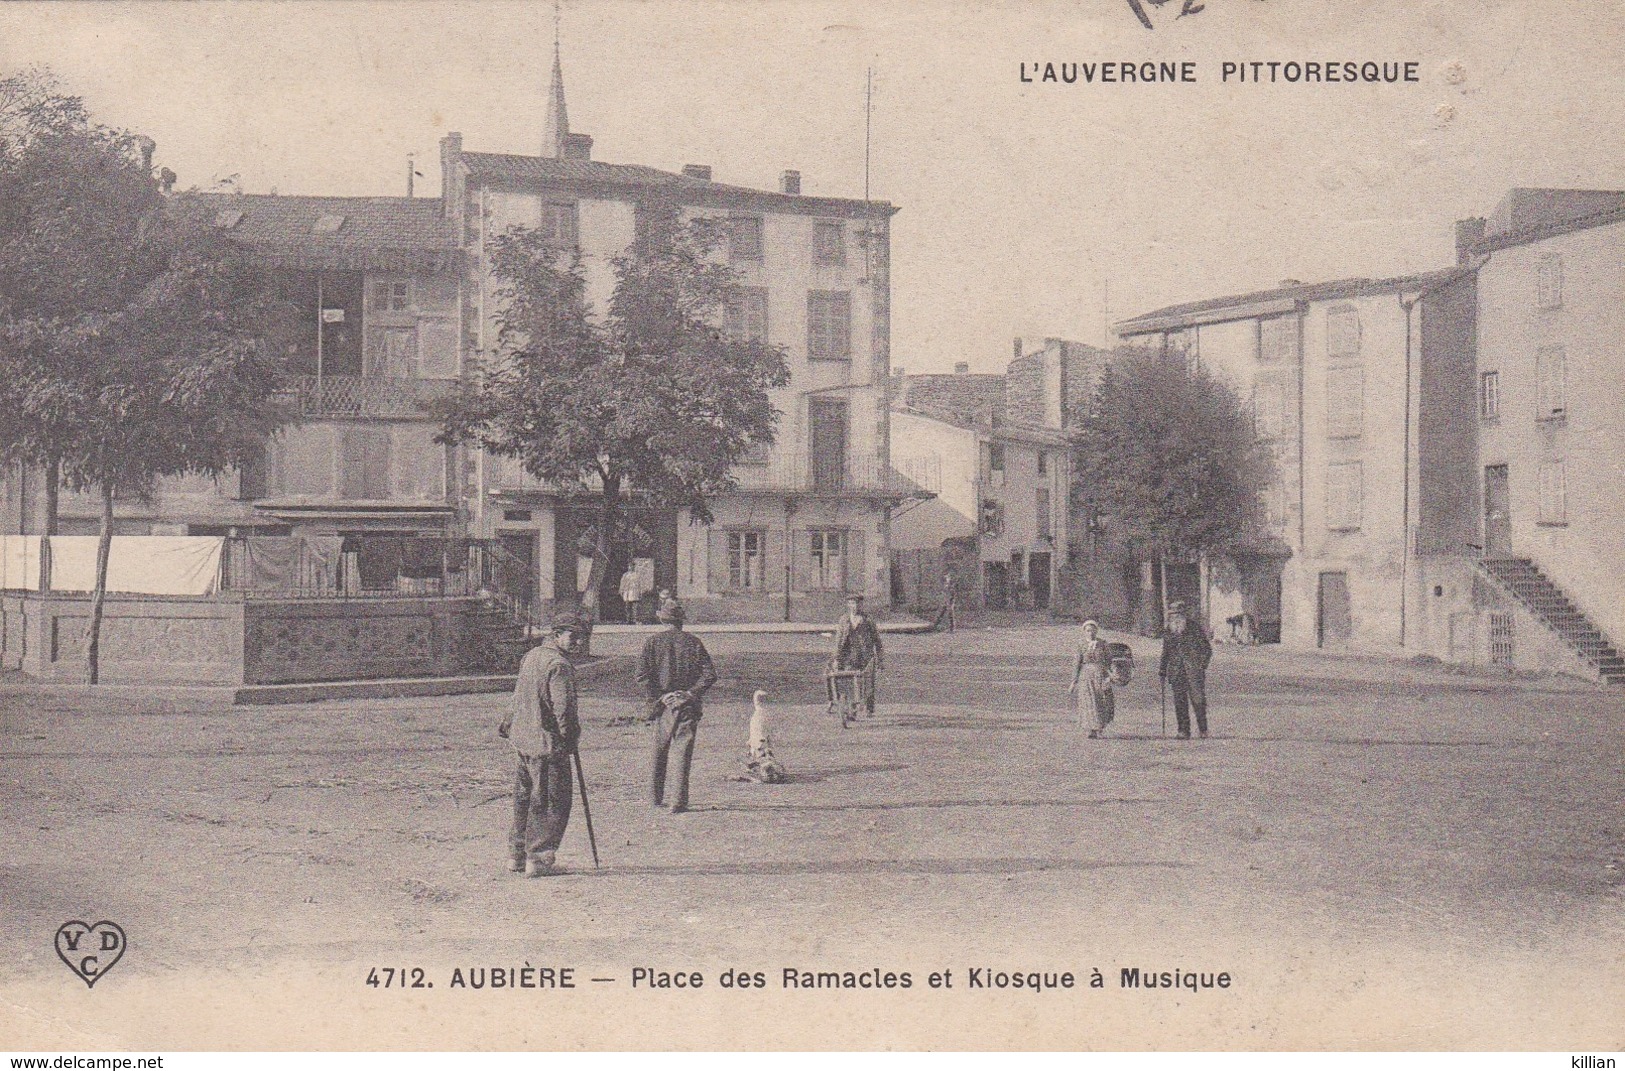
[
  {"left": 792, "top": 528, "right": 812, "bottom": 592},
  {"left": 708, "top": 528, "right": 729, "bottom": 593},
  {"left": 847, "top": 527, "right": 867, "bottom": 595},
  {"left": 766, "top": 528, "right": 786, "bottom": 592}
]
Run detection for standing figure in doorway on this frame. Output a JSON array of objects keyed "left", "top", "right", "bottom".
[{"left": 1159, "top": 600, "right": 1213, "bottom": 739}]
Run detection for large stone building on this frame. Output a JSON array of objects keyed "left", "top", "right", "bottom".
[
  {"left": 1116, "top": 269, "right": 1480, "bottom": 656},
  {"left": 452, "top": 48, "right": 915, "bottom": 623},
  {"left": 1462, "top": 188, "right": 1625, "bottom": 684}
]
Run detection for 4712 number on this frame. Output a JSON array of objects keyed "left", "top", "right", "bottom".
[{"left": 366, "top": 967, "right": 431, "bottom": 988}]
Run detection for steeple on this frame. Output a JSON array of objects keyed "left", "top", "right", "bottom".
[{"left": 542, "top": 5, "right": 569, "bottom": 158}]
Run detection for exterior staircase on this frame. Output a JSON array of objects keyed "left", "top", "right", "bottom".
[{"left": 1480, "top": 558, "right": 1625, "bottom": 685}]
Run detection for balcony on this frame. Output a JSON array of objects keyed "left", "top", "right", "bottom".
[
  {"left": 487, "top": 454, "right": 941, "bottom": 499},
  {"left": 285, "top": 376, "right": 454, "bottom": 420}
]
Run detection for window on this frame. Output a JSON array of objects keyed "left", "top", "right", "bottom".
[
  {"left": 738, "top": 440, "right": 771, "bottom": 465},
  {"left": 1535, "top": 254, "right": 1563, "bottom": 309},
  {"left": 724, "top": 287, "right": 769, "bottom": 343},
  {"left": 1036, "top": 487, "right": 1052, "bottom": 540},
  {"left": 312, "top": 214, "right": 345, "bottom": 234},
  {"left": 807, "top": 290, "right": 851, "bottom": 360},
  {"left": 813, "top": 220, "right": 846, "bottom": 264},
  {"left": 541, "top": 202, "right": 579, "bottom": 248},
  {"left": 1265, "top": 479, "right": 1289, "bottom": 529},
  {"left": 1326, "top": 461, "right": 1363, "bottom": 531},
  {"left": 808, "top": 529, "right": 846, "bottom": 590},
  {"left": 728, "top": 216, "right": 764, "bottom": 261},
  {"left": 1326, "top": 305, "right": 1361, "bottom": 362},
  {"left": 1253, "top": 382, "right": 1286, "bottom": 439},
  {"left": 727, "top": 530, "right": 765, "bottom": 589},
  {"left": 1480, "top": 371, "right": 1500, "bottom": 420},
  {"left": 1036, "top": 451, "right": 1048, "bottom": 476},
  {"left": 1325, "top": 367, "right": 1365, "bottom": 439},
  {"left": 1538, "top": 460, "right": 1567, "bottom": 524},
  {"left": 370, "top": 280, "right": 411, "bottom": 312},
  {"left": 1535, "top": 345, "right": 1566, "bottom": 419},
  {"left": 1259, "top": 316, "right": 1297, "bottom": 363}
]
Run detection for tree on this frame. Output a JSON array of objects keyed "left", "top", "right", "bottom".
[
  {"left": 1071, "top": 346, "right": 1275, "bottom": 618},
  {"left": 0, "top": 74, "right": 292, "bottom": 683},
  {"left": 440, "top": 196, "right": 791, "bottom": 627}
]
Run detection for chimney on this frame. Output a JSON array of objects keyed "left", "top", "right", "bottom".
[
  {"left": 682, "top": 164, "right": 712, "bottom": 181},
  {"left": 440, "top": 132, "right": 463, "bottom": 219},
  {"left": 780, "top": 170, "right": 801, "bottom": 195},
  {"left": 1455, "top": 217, "right": 1487, "bottom": 264},
  {"left": 954, "top": 362, "right": 970, "bottom": 374},
  {"left": 562, "top": 133, "right": 593, "bottom": 161},
  {"left": 1012, "top": 337, "right": 1024, "bottom": 361}
]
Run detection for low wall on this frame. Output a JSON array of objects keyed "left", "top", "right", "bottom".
[{"left": 0, "top": 593, "right": 488, "bottom": 685}]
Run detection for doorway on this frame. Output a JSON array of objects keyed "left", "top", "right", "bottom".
[
  {"left": 1317, "top": 571, "right": 1352, "bottom": 648},
  {"left": 808, "top": 398, "right": 849, "bottom": 491},
  {"left": 1029, "top": 551, "right": 1052, "bottom": 610},
  {"left": 1483, "top": 464, "right": 1512, "bottom": 558}
]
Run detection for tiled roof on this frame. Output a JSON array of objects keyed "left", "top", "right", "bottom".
[
  {"left": 1117, "top": 268, "right": 1465, "bottom": 332},
  {"left": 895, "top": 373, "right": 1006, "bottom": 424},
  {"left": 460, "top": 151, "right": 897, "bottom": 217},
  {"left": 1473, "top": 198, "right": 1625, "bottom": 254},
  {"left": 172, "top": 192, "right": 459, "bottom": 252}
]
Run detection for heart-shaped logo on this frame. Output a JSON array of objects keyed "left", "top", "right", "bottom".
[{"left": 55, "top": 920, "right": 126, "bottom": 988}]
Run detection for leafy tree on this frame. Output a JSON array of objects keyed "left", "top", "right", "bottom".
[
  {"left": 1071, "top": 346, "right": 1274, "bottom": 616},
  {"left": 0, "top": 75, "right": 291, "bottom": 683},
  {"left": 440, "top": 196, "right": 791, "bottom": 626}
]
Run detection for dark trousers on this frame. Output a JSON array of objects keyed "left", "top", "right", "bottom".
[
  {"left": 509, "top": 753, "right": 573, "bottom": 861},
  {"left": 651, "top": 709, "right": 699, "bottom": 809},
  {"left": 1169, "top": 671, "right": 1209, "bottom": 736}
]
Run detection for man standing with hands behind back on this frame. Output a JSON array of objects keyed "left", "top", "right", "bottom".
[{"left": 639, "top": 599, "right": 717, "bottom": 814}]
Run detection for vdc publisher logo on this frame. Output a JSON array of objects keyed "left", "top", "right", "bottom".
[{"left": 55, "top": 920, "right": 126, "bottom": 988}]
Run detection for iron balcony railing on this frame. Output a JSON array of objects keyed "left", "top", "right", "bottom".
[
  {"left": 285, "top": 375, "right": 455, "bottom": 419},
  {"left": 488, "top": 454, "right": 940, "bottom": 498}
]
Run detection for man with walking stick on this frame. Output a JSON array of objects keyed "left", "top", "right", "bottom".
[
  {"left": 639, "top": 599, "right": 717, "bottom": 814},
  {"left": 500, "top": 611, "right": 588, "bottom": 877},
  {"left": 1158, "top": 600, "right": 1213, "bottom": 740}
]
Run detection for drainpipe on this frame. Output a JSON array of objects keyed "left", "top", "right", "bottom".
[{"left": 1399, "top": 290, "right": 1415, "bottom": 650}]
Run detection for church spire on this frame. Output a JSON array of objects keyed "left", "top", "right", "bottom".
[{"left": 543, "top": 4, "right": 570, "bottom": 158}]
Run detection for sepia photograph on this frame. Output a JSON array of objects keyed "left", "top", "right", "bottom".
[{"left": 1, "top": 0, "right": 1622, "bottom": 1054}]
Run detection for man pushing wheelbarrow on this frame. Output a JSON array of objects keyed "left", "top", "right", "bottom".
[{"left": 828, "top": 593, "right": 882, "bottom": 728}]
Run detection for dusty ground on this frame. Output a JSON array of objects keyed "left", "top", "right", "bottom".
[{"left": 1, "top": 624, "right": 1621, "bottom": 1050}]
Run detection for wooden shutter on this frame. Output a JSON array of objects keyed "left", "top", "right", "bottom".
[
  {"left": 847, "top": 526, "right": 866, "bottom": 595},
  {"left": 765, "top": 528, "right": 786, "bottom": 593},
  {"left": 791, "top": 528, "right": 811, "bottom": 592},
  {"left": 708, "top": 528, "right": 729, "bottom": 593}
]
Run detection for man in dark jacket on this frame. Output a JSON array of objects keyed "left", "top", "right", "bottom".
[
  {"left": 1159, "top": 599, "right": 1213, "bottom": 739},
  {"left": 637, "top": 600, "right": 717, "bottom": 814},
  {"left": 499, "top": 611, "right": 585, "bottom": 876},
  {"left": 831, "top": 593, "right": 883, "bottom": 716}
]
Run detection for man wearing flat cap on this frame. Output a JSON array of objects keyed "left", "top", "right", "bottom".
[
  {"left": 831, "top": 592, "right": 883, "bottom": 717},
  {"left": 499, "top": 611, "right": 586, "bottom": 876},
  {"left": 637, "top": 599, "right": 717, "bottom": 813},
  {"left": 1158, "top": 599, "right": 1214, "bottom": 739}
]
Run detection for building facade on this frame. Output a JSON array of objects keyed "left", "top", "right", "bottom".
[
  {"left": 1464, "top": 188, "right": 1625, "bottom": 682},
  {"left": 1116, "top": 270, "right": 1479, "bottom": 656},
  {"left": 443, "top": 51, "right": 915, "bottom": 624}
]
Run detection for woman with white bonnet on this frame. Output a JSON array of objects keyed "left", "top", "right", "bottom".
[{"left": 1068, "top": 620, "right": 1115, "bottom": 739}]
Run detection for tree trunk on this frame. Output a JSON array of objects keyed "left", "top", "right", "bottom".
[
  {"left": 574, "top": 477, "right": 621, "bottom": 655},
  {"left": 85, "top": 482, "right": 114, "bottom": 685},
  {"left": 1157, "top": 556, "right": 1169, "bottom": 629}
]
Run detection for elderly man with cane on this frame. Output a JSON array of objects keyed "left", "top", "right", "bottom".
[
  {"left": 500, "top": 611, "right": 587, "bottom": 877},
  {"left": 1159, "top": 599, "right": 1213, "bottom": 739},
  {"left": 638, "top": 599, "right": 718, "bottom": 814}
]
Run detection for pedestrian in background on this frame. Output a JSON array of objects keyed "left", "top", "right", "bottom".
[
  {"left": 638, "top": 599, "right": 717, "bottom": 814},
  {"left": 499, "top": 612, "right": 585, "bottom": 876},
  {"left": 1069, "top": 619, "right": 1115, "bottom": 739},
  {"left": 831, "top": 593, "right": 883, "bottom": 717},
  {"left": 1158, "top": 599, "right": 1213, "bottom": 739}
]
